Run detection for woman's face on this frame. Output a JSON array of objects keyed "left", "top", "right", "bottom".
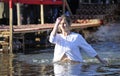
[{"left": 59, "top": 19, "right": 69, "bottom": 32}]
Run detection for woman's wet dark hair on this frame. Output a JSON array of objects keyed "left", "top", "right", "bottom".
[{"left": 61, "top": 14, "right": 72, "bottom": 26}]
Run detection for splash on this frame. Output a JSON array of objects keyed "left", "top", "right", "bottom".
[{"left": 93, "top": 23, "right": 120, "bottom": 42}]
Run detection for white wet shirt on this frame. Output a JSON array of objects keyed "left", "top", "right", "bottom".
[{"left": 49, "top": 32, "right": 97, "bottom": 62}]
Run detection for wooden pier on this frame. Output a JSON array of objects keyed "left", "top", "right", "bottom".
[
  {"left": 0, "top": 19, "right": 101, "bottom": 33},
  {"left": 0, "top": 19, "right": 101, "bottom": 53}
]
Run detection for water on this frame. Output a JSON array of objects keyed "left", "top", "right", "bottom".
[
  {"left": 0, "top": 42, "right": 120, "bottom": 76},
  {"left": 0, "top": 23, "right": 120, "bottom": 76}
]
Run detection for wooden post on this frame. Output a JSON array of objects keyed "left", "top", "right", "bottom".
[
  {"left": 65, "top": 0, "right": 72, "bottom": 15},
  {"left": 9, "top": 0, "right": 13, "bottom": 76},
  {"left": 23, "top": 34, "right": 25, "bottom": 53},
  {"left": 9, "top": 54, "right": 13, "bottom": 76},
  {"left": 63, "top": 0, "right": 65, "bottom": 14},
  {"left": 16, "top": 3, "right": 21, "bottom": 26},
  {"left": 9, "top": 0, "right": 13, "bottom": 54},
  {"left": 40, "top": 4, "right": 44, "bottom": 24},
  {"left": 0, "top": 3, "right": 4, "bottom": 18}
]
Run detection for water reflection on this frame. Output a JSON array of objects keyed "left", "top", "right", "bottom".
[
  {"left": 95, "top": 64, "right": 120, "bottom": 76},
  {"left": 0, "top": 41, "right": 120, "bottom": 76},
  {"left": 54, "top": 62, "right": 83, "bottom": 76},
  {"left": 0, "top": 53, "right": 120, "bottom": 76},
  {"left": 0, "top": 54, "right": 13, "bottom": 76},
  {"left": 13, "top": 61, "right": 54, "bottom": 76}
]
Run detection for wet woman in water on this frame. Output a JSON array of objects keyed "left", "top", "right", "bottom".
[
  {"left": 49, "top": 14, "right": 106, "bottom": 64},
  {"left": 49, "top": 14, "right": 108, "bottom": 75}
]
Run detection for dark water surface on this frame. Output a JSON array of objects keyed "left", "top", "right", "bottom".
[{"left": 0, "top": 41, "right": 120, "bottom": 76}]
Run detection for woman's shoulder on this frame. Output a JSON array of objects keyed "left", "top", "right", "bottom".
[
  {"left": 71, "top": 32, "right": 84, "bottom": 39},
  {"left": 71, "top": 32, "right": 82, "bottom": 36}
]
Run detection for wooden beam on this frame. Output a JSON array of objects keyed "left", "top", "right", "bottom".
[
  {"left": 65, "top": 0, "right": 72, "bottom": 15},
  {"left": 16, "top": 3, "right": 21, "bottom": 26},
  {"left": 40, "top": 4, "right": 44, "bottom": 24},
  {"left": 9, "top": 0, "right": 13, "bottom": 54},
  {"left": 63, "top": 0, "right": 65, "bottom": 14}
]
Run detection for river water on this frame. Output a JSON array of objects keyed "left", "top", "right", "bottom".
[{"left": 0, "top": 23, "right": 120, "bottom": 76}]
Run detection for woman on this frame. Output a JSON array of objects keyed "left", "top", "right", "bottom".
[{"left": 49, "top": 15, "right": 106, "bottom": 64}]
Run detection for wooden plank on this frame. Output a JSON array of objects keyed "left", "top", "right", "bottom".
[{"left": 0, "top": 21, "right": 101, "bottom": 34}]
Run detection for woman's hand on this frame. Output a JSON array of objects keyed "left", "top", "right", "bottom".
[
  {"left": 95, "top": 55, "right": 109, "bottom": 66},
  {"left": 100, "top": 59, "right": 109, "bottom": 65},
  {"left": 50, "top": 17, "right": 63, "bottom": 37},
  {"left": 55, "top": 17, "right": 62, "bottom": 26}
]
